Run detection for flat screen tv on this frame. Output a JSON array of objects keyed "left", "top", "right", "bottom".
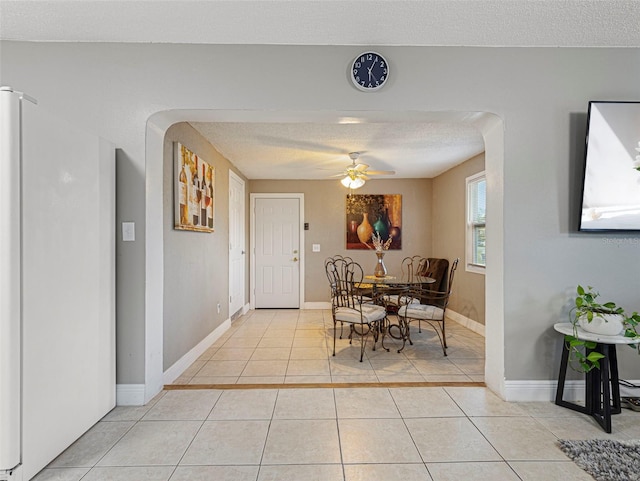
[{"left": 579, "top": 101, "right": 640, "bottom": 232}]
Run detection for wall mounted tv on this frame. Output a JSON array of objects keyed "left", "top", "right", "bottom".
[{"left": 579, "top": 101, "right": 640, "bottom": 232}]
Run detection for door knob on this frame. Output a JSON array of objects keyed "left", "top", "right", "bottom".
[{"left": 293, "top": 257, "right": 298, "bottom": 262}]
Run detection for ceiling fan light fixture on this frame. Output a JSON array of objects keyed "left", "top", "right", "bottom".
[{"left": 341, "top": 175, "right": 365, "bottom": 189}]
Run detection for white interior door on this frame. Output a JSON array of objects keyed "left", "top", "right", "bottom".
[
  {"left": 229, "top": 171, "right": 245, "bottom": 317},
  {"left": 253, "top": 196, "right": 301, "bottom": 308}
]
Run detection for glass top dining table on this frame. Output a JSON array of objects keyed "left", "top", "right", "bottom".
[{"left": 362, "top": 274, "right": 436, "bottom": 286}]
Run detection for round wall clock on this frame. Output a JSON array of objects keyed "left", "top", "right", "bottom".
[{"left": 350, "top": 51, "right": 389, "bottom": 91}]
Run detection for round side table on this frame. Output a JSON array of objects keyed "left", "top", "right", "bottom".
[{"left": 554, "top": 322, "right": 640, "bottom": 433}]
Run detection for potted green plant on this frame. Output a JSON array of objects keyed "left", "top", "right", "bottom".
[{"left": 564, "top": 285, "right": 640, "bottom": 372}]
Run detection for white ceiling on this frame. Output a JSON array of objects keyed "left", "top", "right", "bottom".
[{"left": 3, "top": 1, "right": 638, "bottom": 180}]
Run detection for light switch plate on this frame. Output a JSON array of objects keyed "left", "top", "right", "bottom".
[
  {"left": 312, "top": 244, "right": 320, "bottom": 252},
  {"left": 122, "top": 222, "right": 135, "bottom": 242}
]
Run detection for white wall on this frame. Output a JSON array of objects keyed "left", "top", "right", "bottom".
[{"left": 2, "top": 42, "right": 639, "bottom": 401}]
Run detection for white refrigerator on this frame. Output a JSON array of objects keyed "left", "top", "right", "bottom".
[{"left": 0, "top": 87, "right": 116, "bottom": 480}]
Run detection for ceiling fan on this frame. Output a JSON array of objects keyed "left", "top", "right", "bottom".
[{"left": 334, "top": 152, "right": 395, "bottom": 189}]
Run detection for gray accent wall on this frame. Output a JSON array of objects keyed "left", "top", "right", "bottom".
[
  {"left": 163, "top": 122, "right": 246, "bottom": 370},
  {"left": 2, "top": 42, "right": 639, "bottom": 392}
]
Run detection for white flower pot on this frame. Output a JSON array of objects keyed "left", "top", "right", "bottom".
[{"left": 578, "top": 313, "right": 625, "bottom": 336}]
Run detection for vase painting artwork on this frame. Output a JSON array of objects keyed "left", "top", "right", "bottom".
[
  {"left": 174, "top": 142, "right": 215, "bottom": 232},
  {"left": 346, "top": 194, "right": 402, "bottom": 250}
]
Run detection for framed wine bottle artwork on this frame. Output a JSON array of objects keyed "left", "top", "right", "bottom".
[
  {"left": 174, "top": 142, "right": 215, "bottom": 232},
  {"left": 346, "top": 194, "right": 401, "bottom": 249}
]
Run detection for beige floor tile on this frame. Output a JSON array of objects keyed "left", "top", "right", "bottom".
[
  {"left": 80, "top": 467, "right": 174, "bottom": 481},
  {"left": 262, "top": 419, "right": 341, "bottom": 464},
  {"left": 410, "top": 359, "right": 465, "bottom": 375},
  {"left": 142, "top": 390, "right": 222, "bottom": 421},
  {"left": 339, "top": 418, "right": 422, "bottom": 464},
  {"left": 377, "top": 373, "right": 427, "bottom": 382},
  {"left": 471, "top": 417, "right": 568, "bottom": 461},
  {"left": 292, "top": 337, "right": 327, "bottom": 348},
  {"left": 209, "top": 348, "right": 255, "bottom": 360},
  {"left": 289, "top": 347, "right": 328, "bottom": 359},
  {"left": 426, "top": 462, "right": 520, "bottom": 481},
  {"left": 221, "top": 337, "right": 261, "bottom": 349},
  {"left": 508, "top": 461, "right": 594, "bottom": 481},
  {"left": 97, "top": 421, "right": 202, "bottom": 466},
  {"left": 344, "top": 463, "right": 431, "bottom": 481},
  {"left": 406, "top": 418, "right": 502, "bottom": 462},
  {"left": 188, "top": 375, "right": 239, "bottom": 384},
  {"left": 31, "top": 468, "right": 89, "bottom": 481},
  {"left": 182, "top": 359, "right": 206, "bottom": 376},
  {"left": 331, "top": 374, "right": 380, "bottom": 384},
  {"left": 257, "top": 337, "right": 294, "bottom": 348},
  {"left": 101, "top": 405, "right": 153, "bottom": 422},
  {"left": 448, "top": 358, "right": 485, "bottom": 375},
  {"left": 422, "top": 374, "right": 474, "bottom": 382},
  {"left": 389, "top": 387, "right": 465, "bottom": 418},
  {"left": 261, "top": 328, "right": 296, "bottom": 338},
  {"left": 181, "top": 420, "right": 269, "bottom": 465},
  {"left": 170, "top": 465, "right": 259, "bottom": 481},
  {"left": 334, "top": 388, "right": 400, "bottom": 418},
  {"left": 197, "top": 360, "right": 248, "bottom": 377},
  {"left": 445, "top": 386, "right": 528, "bottom": 417},
  {"left": 196, "top": 347, "right": 219, "bottom": 361},
  {"left": 286, "top": 359, "right": 330, "bottom": 376},
  {"left": 369, "top": 358, "right": 421, "bottom": 376},
  {"left": 49, "top": 421, "right": 134, "bottom": 468},
  {"left": 258, "top": 464, "right": 344, "bottom": 481},
  {"left": 250, "top": 347, "right": 292, "bottom": 360},
  {"left": 284, "top": 375, "right": 332, "bottom": 383},
  {"left": 329, "top": 359, "right": 375, "bottom": 375},
  {"left": 209, "top": 389, "right": 278, "bottom": 420},
  {"left": 273, "top": 388, "right": 336, "bottom": 419},
  {"left": 237, "top": 375, "right": 286, "bottom": 384},
  {"left": 242, "top": 360, "right": 288, "bottom": 377}
]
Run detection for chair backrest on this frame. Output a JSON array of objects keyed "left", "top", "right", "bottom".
[
  {"left": 324, "top": 257, "right": 365, "bottom": 309},
  {"left": 401, "top": 256, "right": 429, "bottom": 281},
  {"left": 424, "top": 258, "right": 450, "bottom": 292},
  {"left": 421, "top": 257, "right": 459, "bottom": 308}
]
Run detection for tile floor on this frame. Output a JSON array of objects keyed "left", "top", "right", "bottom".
[
  {"left": 35, "top": 383, "right": 640, "bottom": 481},
  {"left": 171, "top": 309, "right": 486, "bottom": 386}
]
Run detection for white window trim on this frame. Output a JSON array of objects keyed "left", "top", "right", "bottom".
[{"left": 466, "top": 171, "right": 486, "bottom": 275}]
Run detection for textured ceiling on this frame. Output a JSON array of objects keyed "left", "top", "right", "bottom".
[
  {"left": 3, "top": 1, "right": 637, "bottom": 180},
  {"left": 190, "top": 120, "right": 486, "bottom": 180},
  {"left": 2, "top": 1, "right": 639, "bottom": 47}
]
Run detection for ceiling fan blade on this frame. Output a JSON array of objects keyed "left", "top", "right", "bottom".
[
  {"left": 360, "top": 174, "right": 370, "bottom": 181},
  {"left": 354, "top": 163, "right": 369, "bottom": 172},
  {"left": 365, "top": 170, "right": 396, "bottom": 176}
]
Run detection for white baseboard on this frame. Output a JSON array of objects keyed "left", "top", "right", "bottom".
[
  {"left": 116, "top": 384, "right": 146, "bottom": 406},
  {"left": 503, "top": 380, "right": 578, "bottom": 402},
  {"left": 446, "top": 309, "right": 485, "bottom": 337},
  {"left": 304, "top": 301, "right": 331, "bottom": 309},
  {"left": 163, "top": 319, "right": 232, "bottom": 385},
  {"left": 242, "top": 302, "right": 250, "bottom": 315}
]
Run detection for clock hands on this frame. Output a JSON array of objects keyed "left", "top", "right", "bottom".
[{"left": 367, "top": 57, "right": 378, "bottom": 82}]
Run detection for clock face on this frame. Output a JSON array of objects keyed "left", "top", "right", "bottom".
[{"left": 351, "top": 51, "right": 389, "bottom": 91}]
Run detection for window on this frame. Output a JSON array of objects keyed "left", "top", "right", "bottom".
[{"left": 466, "top": 172, "right": 486, "bottom": 273}]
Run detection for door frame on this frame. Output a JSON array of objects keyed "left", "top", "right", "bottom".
[
  {"left": 228, "top": 170, "right": 246, "bottom": 317},
  {"left": 250, "top": 193, "right": 305, "bottom": 310}
]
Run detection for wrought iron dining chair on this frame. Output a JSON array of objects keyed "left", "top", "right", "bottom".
[
  {"left": 381, "top": 256, "right": 429, "bottom": 313},
  {"left": 397, "top": 258, "right": 459, "bottom": 356},
  {"left": 325, "top": 257, "right": 388, "bottom": 361}
]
